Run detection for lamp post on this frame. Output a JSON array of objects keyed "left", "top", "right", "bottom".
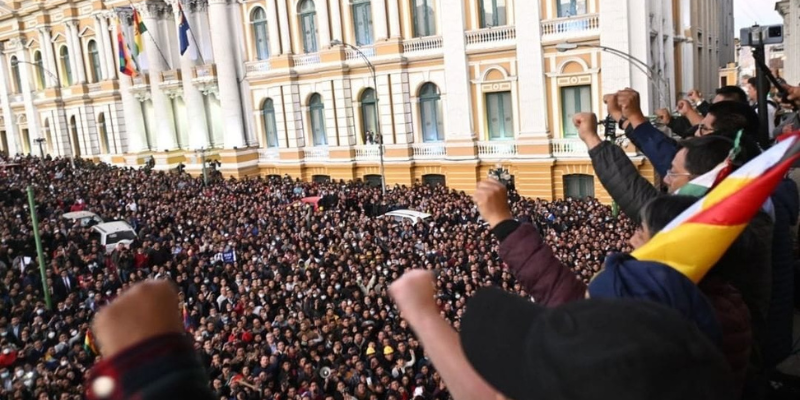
[
  {"left": 34, "top": 137, "right": 45, "bottom": 158},
  {"left": 331, "top": 39, "right": 386, "bottom": 196},
  {"left": 196, "top": 147, "right": 209, "bottom": 186},
  {"left": 556, "top": 42, "right": 671, "bottom": 109}
]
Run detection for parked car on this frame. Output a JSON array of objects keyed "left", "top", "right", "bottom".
[
  {"left": 62, "top": 211, "right": 104, "bottom": 227},
  {"left": 91, "top": 221, "right": 137, "bottom": 253},
  {"left": 381, "top": 210, "right": 432, "bottom": 225}
]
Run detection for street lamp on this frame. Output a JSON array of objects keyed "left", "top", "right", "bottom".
[
  {"left": 555, "top": 42, "right": 671, "bottom": 109},
  {"left": 34, "top": 137, "right": 45, "bottom": 158},
  {"left": 331, "top": 39, "right": 386, "bottom": 196}
]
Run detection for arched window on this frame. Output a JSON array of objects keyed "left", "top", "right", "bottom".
[
  {"left": 33, "top": 51, "right": 46, "bottom": 89},
  {"left": 251, "top": 7, "right": 270, "bottom": 60},
  {"left": 299, "top": 0, "right": 318, "bottom": 53},
  {"left": 412, "top": 0, "right": 436, "bottom": 37},
  {"left": 262, "top": 98, "right": 279, "bottom": 148},
  {"left": 419, "top": 83, "right": 443, "bottom": 142},
  {"left": 60, "top": 47, "right": 73, "bottom": 86},
  {"left": 352, "top": 0, "right": 373, "bottom": 46},
  {"left": 9, "top": 56, "right": 22, "bottom": 93},
  {"left": 69, "top": 115, "right": 81, "bottom": 157},
  {"left": 360, "top": 88, "right": 377, "bottom": 144},
  {"left": 97, "top": 113, "right": 110, "bottom": 154},
  {"left": 88, "top": 40, "right": 102, "bottom": 83},
  {"left": 479, "top": 0, "right": 507, "bottom": 28},
  {"left": 309, "top": 93, "right": 327, "bottom": 146}
]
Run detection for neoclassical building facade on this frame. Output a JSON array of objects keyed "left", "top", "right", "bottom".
[{"left": 0, "top": 0, "right": 733, "bottom": 201}]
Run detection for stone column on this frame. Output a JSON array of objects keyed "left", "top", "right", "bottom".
[
  {"left": 329, "top": 0, "right": 342, "bottom": 44},
  {"left": 266, "top": 0, "right": 282, "bottom": 56},
  {"left": 387, "top": 0, "right": 400, "bottom": 38},
  {"left": 92, "top": 15, "right": 110, "bottom": 81},
  {"left": 372, "top": 0, "right": 388, "bottom": 41},
  {"left": 441, "top": 1, "right": 474, "bottom": 139},
  {"left": 38, "top": 28, "right": 58, "bottom": 88},
  {"left": 111, "top": 21, "right": 147, "bottom": 153},
  {"left": 139, "top": 2, "right": 179, "bottom": 150},
  {"left": 99, "top": 13, "right": 117, "bottom": 80},
  {"left": 0, "top": 46, "right": 20, "bottom": 154},
  {"left": 68, "top": 22, "right": 87, "bottom": 83},
  {"left": 514, "top": 0, "right": 548, "bottom": 136},
  {"left": 208, "top": 0, "right": 245, "bottom": 148},
  {"left": 276, "top": 0, "right": 292, "bottom": 54},
  {"left": 172, "top": 0, "right": 210, "bottom": 150},
  {"left": 316, "top": 0, "right": 331, "bottom": 48},
  {"left": 15, "top": 38, "right": 43, "bottom": 149}
]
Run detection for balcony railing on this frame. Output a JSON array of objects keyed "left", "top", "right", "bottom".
[
  {"left": 88, "top": 83, "right": 103, "bottom": 92},
  {"left": 412, "top": 143, "right": 446, "bottom": 158},
  {"left": 258, "top": 147, "right": 279, "bottom": 162},
  {"left": 345, "top": 46, "right": 375, "bottom": 61},
  {"left": 194, "top": 64, "right": 217, "bottom": 79},
  {"left": 551, "top": 138, "right": 588, "bottom": 157},
  {"left": 466, "top": 26, "right": 517, "bottom": 46},
  {"left": 245, "top": 60, "right": 271, "bottom": 74},
  {"left": 304, "top": 146, "right": 329, "bottom": 160},
  {"left": 294, "top": 53, "right": 321, "bottom": 67},
  {"left": 354, "top": 144, "right": 381, "bottom": 160},
  {"left": 477, "top": 141, "right": 517, "bottom": 157},
  {"left": 541, "top": 13, "right": 600, "bottom": 41},
  {"left": 403, "top": 36, "right": 443, "bottom": 54}
]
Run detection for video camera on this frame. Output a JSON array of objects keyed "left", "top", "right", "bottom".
[{"left": 740, "top": 25, "right": 783, "bottom": 47}]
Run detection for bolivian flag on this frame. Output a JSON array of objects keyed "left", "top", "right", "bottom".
[
  {"left": 84, "top": 328, "right": 99, "bottom": 356},
  {"left": 632, "top": 132, "right": 800, "bottom": 283},
  {"left": 117, "top": 19, "right": 137, "bottom": 77},
  {"left": 132, "top": 8, "right": 147, "bottom": 60}
]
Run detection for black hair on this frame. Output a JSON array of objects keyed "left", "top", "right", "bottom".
[
  {"left": 714, "top": 86, "right": 748, "bottom": 104},
  {"left": 677, "top": 136, "right": 733, "bottom": 176},
  {"left": 639, "top": 195, "right": 699, "bottom": 235},
  {"left": 707, "top": 101, "right": 760, "bottom": 138}
]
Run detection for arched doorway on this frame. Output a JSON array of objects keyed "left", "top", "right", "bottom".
[{"left": 422, "top": 174, "right": 446, "bottom": 187}]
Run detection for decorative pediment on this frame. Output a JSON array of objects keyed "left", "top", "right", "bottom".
[
  {"left": 25, "top": 37, "right": 38, "bottom": 49},
  {"left": 50, "top": 32, "right": 66, "bottom": 43},
  {"left": 79, "top": 26, "right": 96, "bottom": 37},
  {"left": 16, "top": 113, "right": 27, "bottom": 125}
]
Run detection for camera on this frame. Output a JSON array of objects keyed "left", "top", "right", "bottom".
[
  {"left": 740, "top": 24, "right": 783, "bottom": 47},
  {"left": 488, "top": 164, "right": 513, "bottom": 189}
]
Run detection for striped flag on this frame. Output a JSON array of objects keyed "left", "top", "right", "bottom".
[
  {"left": 132, "top": 8, "right": 147, "bottom": 60},
  {"left": 84, "top": 329, "right": 99, "bottom": 356},
  {"left": 116, "top": 19, "right": 137, "bottom": 77},
  {"left": 632, "top": 132, "right": 800, "bottom": 283},
  {"left": 177, "top": 2, "right": 191, "bottom": 56}
]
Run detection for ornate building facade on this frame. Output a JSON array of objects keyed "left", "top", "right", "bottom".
[{"left": 0, "top": 0, "right": 733, "bottom": 201}]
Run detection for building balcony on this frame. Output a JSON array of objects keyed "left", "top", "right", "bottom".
[
  {"left": 465, "top": 26, "right": 516, "bottom": 48},
  {"left": 412, "top": 143, "right": 446, "bottom": 159},
  {"left": 293, "top": 53, "right": 321, "bottom": 67},
  {"left": 194, "top": 64, "right": 217, "bottom": 80},
  {"left": 551, "top": 138, "right": 588, "bottom": 157},
  {"left": 354, "top": 144, "right": 381, "bottom": 161},
  {"left": 540, "top": 13, "right": 600, "bottom": 43},
  {"left": 132, "top": 74, "right": 149, "bottom": 87},
  {"left": 304, "top": 146, "right": 329, "bottom": 160},
  {"left": 245, "top": 60, "right": 271, "bottom": 75},
  {"left": 403, "top": 36, "right": 444, "bottom": 55},
  {"left": 345, "top": 46, "right": 375, "bottom": 61},
  {"left": 161, "top": 70, "right": 182, "bottom": 83},
  {"left": 477, "top": 141, "right": 518, "bottom": 158},
  {"left": 258, "top": 147, "right": 279, "bottom": 162}
]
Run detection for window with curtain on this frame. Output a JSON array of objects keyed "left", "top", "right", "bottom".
[
  {"left": 560, "top": 85, "right": 591, "bottom": 138},
  {"left": 563, "top": 174, "right": 594, "bottom": 198},
  {"left": 485, "top": 91, "right": 513, "bottom": 140},
  {"left": 299, "top": 0, "right": 318, "bottom": 53},
  {"left": 479, "top": 0, "right": 507, "bottom": 28},
  {"left": 88, "top": 40, "right": 102, "bottom": 83},
  {"left": 353, "top": 0, "right": 373, "bottom": 46},
  {"left": 262, "top": 99, "right": 279, "bottom": 148},
  {"left": 309, "top": 93, "right": 327, "bottom": 146},
  {"left": 557, "top": 0, "right": 587, "bottom": 17},
  {"left": 412, "top": 0, "right": 436, "bottom": 37},
  {"left": 360, "top": 88, "right": 377, "bottom": 144},
  {"left": 9, "top": 56, "right": 22, "bottom": 94},
  {"left": 60, "top": 47, "right": 73, "bottom": 86},
  {"left": 33, "top": 51, "right": 46, "bottom": 89},
  {"left": 419, "top": 83, "right": 444, "bottom": 142},
  {"left": 251, "top": 7, "right": 270, "bottom": 60}
]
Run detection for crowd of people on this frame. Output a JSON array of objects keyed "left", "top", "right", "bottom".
[{"left": 0, "top": 155, "right": 635, "bottom": 400}]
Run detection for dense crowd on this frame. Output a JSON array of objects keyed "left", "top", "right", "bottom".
[{"left": 0, "top": 154, "right": 634, "bottom": 400}]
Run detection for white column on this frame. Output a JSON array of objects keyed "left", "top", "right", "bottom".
[
  {"left": 0, "top": 48, "right": 20, "bottom": 154},
  {"left": 172, "top": 2, "right": 210, "bottom": 150},
  {"left": 441, "top": 1, "right": 473, "bottom": 139},
  {"left": 514, "top": 0, "right": 548, "bottom": 136},
  {"left": 68, "top": 22, "right": 87, "bottom": 83},
  {"left": 99, "top": 14, "right": 116, "bottom": 80},
  {"left": 266, "top": 0, "right": 282, "bottom": 56},
  {"left": 329, "top": 0, "right": 342, "bottom": 45},
  {"left": 93, "top": 15, "right": 110, "bottom": 81},
  {"left": 140, "top": 2, "right": 179, "bottom": 150},
  {"left": 276, "top": 0, "right": 292, "bottom": 54},
  {"left": 38, "top": 28, "right": 58, "bottom": 88},
  {"left": 208, "top": 0, "right": 245, "bottom": 148},
  {"left": 372, "top": 0, "right": 388, "bottom": 41},
  {"left": 387, "top": 0, "right": 400, "bottom": 38},
  {"left": 15, "top": 39, "right": 42, "bottom": 148},
  {"left": 316, "top": 0, "right": 332, "bottom": 48},
  {"left": 111, "top": 22, "right": 147, "bottom": 153}
]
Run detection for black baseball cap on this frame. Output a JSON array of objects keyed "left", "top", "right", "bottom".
[{"left": 460, "top": 287, "right": 734, "bottom": 400}]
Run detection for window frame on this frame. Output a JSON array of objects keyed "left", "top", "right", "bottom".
[
  {"left": 352, "top": 0, "right": 373, "bottom": 46},
  {"left": 419, "top": 83, "right": 444, "bottom": 143},
  {"left": 560, "top": 84, "right": 591, "bottom": 138},
  {"left": 9, "top": 56, "right": 22, "bottom": 94},
  {"left": 33, "top": 51, "right": 46, "bottom": 90},
  {"left": 309, "top": 93, "right": 327, "bottom": 146},
  {"left": 411, "top": 0, "right": 436, "bottom": 38},
  {"left": 60, "top": 46, "right": 73, "bottom": 86},
  {"left": 299, "top": 0, "right": 318, "bottom": 53},
  {"left": 262, "top": 98, "right": 279, "bottom": 148},
  {"left": 479, "top": 0, "right": 507, "bottom": 28},
  {"left": 88, "top": 40, "right": 102, "bottom": 83},
  {"left": 485, "top": 91, "right": 514, "bottom": 141},
  {"left": 557, "top": 0, "right": 587, "bottom": 18},
  {"left": 360, "top": 88, "right": 377, "bottom": 144},
  {"left": 251, "top": 7, "right": 270, "bottom": 60}
]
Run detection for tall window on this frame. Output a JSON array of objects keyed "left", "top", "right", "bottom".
[
  {"left": 299, "top": 0, "right": 318, "bottom": 53},
  {"left": 360, "top": 88, "right": 377, "bottom": 144},
  {"left": 60, "top": 47, "right": 73, "bottom": 86},
  {"left": 353, "top": 0, "right": 373, "bottom": 46},
  {"left": 88, "top": 40, "right": 102, "bottom": 83},
  {"left": 33, "top": 51, "right": 46, "bottom": 89},
  {"left": 412, "top": 0, "right": 436, "bottom": 37},
  {"left": 69, "top": 115, "right": 81, "bottom": 157},
  {"left": 479, "top": 0, "right": 507, "bottom": 28},
  {"left": 561, "top": 85, "right": 591, "bottom": 138},
  {"left": 557, "top": 0, "right": 587, "bottom": 17},
  {"left": 251, "top": 7, "right": 270, "bottom": 60},
  {"left": 262, "top": 99, "right": 279, "bottom": 148},
  {"left": 9, "top": 56, "right": 22, "bottom": 94},
  {"left": 485, "top": 91, "right": 513, "bottom": 140},
  {"left": 563, "top": 174, "right": 594, "bottom": 198},
  {"left": 98, "top": 113, "right": 110, "bottom": 154},
  {"left": 309, "top": 93, "right": 327, "bottom": 146},
  {"left": 419, "top": 83, "right": 444, "bottom": 142}
]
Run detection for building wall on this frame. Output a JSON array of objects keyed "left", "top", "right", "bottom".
[{"left": 776, "top": 0, "right": 798, "bottom": 84}]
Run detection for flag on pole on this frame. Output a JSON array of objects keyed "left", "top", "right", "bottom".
[
  {"left": 177, "top": 2, "right": 191, "bottom": 56},
  {"left": 183, "top": 304, "right": 193, "bottom": 333},
  {"left": 631, "top": 132, "right": 800, "bottom": 284},
  {"left": 132, "top": 8, "right": 147, "bottom": 59},
  {"left": 84, "top": 329, "right": 99, "bottom": 356},
  {"left": 117, "top": 19, "right": 137, "bottom": 77}
]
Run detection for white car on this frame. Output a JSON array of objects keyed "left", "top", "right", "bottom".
[
  {"left": 382, "top": 210, "right": 432, "bottom": 225},
  {"left": 62, "top": 211, "right": 104, "bottom": 227},
  {"left": 91, "top": 221, "right": 138, "bottom": 253}
]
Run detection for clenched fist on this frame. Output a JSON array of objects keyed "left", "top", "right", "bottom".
[
  {"left": 573, "top": 112, "right": 602, "bottom": 150},
  {"left": 676, "top": 99, "right": 694, "bottom": 116},
  {"left": 473, "top": 180, "right": 513, "bottom": 229},
  {"left": 603, "top": 93, "right": 623, "bottom": 121},
  {"left": 389, "top": 270, "right": 438, "bottom": 322}
]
